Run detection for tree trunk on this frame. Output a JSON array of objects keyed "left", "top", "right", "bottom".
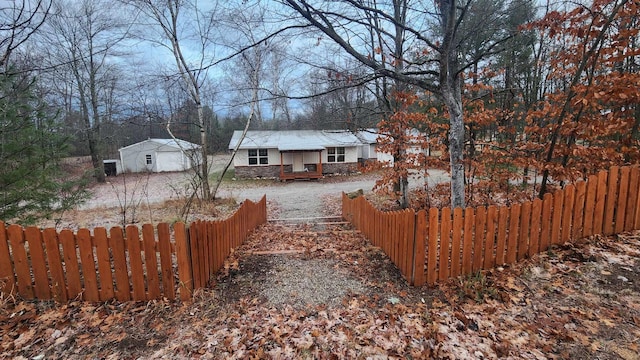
[
  {"left": 440, "top": 0, "right": 465, "bottom": 209},
  {"left": 72, "top": 57, "right": 105, "bottom": 183},
  {"left": 89, "top": 58, "right": 105, "bottom": 183},
  {"left": 196, "top": 103, "right": 210, "bottom": 199},
  {"left": 443, "top": 87, "right": 466, "bottom": 209}
]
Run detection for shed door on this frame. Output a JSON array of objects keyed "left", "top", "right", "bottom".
[{"left": 293, "top": 153, "right": 304, "bottom": 172}]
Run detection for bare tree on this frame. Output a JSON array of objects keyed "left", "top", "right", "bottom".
[
  {"left": 0, "top": 0, "right": 51, "bottom": 68},
  {"left": 41, "top": 0, "right": 133, "bottom": 183},
  {"left": 222, "top": 2, "right": 299, "bottom": 127},
  {"left": 127, "top": 0, "right": 217, "bottom": 200},
  {"left": 280, "top": 0, "right": 516, "bottom": 208}
]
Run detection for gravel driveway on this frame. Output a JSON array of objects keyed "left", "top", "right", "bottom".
[{"left": 82, "top": 155, "right": 450, "bottom": 220}]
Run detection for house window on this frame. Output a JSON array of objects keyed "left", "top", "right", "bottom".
[
  {"left": 248, "top": 149, "right": 268, "bottom": 165},
  {"left": 145, "top": 154, "right": 152, "bottom": 165},
  {"left": 327, "top": 147, "right": 345, "bottom": 162}
]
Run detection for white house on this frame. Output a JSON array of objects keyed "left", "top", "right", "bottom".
[
  {"left": 119, "top": 138, "right": 201, "bottom": 174},
  {"left": 228, "top": 130, "right": 364, "bottom": 180}
]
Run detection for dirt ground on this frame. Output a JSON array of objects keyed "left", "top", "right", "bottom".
[{"left": 2, "top": 157, "right": 640, "bottom": 359}]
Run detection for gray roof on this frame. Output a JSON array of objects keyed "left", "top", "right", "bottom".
[
  {"left": 228, "top": 130, "right": 363, "bottom": 151},
  {"left": 354, "top": 128, "right": 379, "bottom": 144},
  {"left": 119, "top": 138, "right": 200, "bottom": 152}
]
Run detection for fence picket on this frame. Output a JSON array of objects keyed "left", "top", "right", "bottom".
[
  {"left": 189, "top": 221, "right": 202, "bottom": 290},
  {"left": 43, "top": 228, "right": 66, "bottom": 301},
  {"left": 561, "top": 185, "right": 576, "bottom": 243},
  {"left": 8, "top": 225, "right": 33, "bottom": 298},
  {"left": 174, "top": 222, "right": 192, "bottom": 301},
  {"left": 385, "top": 212, "right": 392, "bottom": 257},
  {"left": 413, "top": 210, "right": 427, "bottom": 286},
  {"left": 593, "top": 171, "right": 608, "bottom": 235},
  {"left": 439, "top": 208, "right": 451, "bottom": 281},
  {"left": 540, "top": 193, "right": 553, "bottom": 251},
  {"left": 125, "top": 225, "right": 146, "bottom": 301},
  {"left": 109, "top": 227, "right": 131, "bottom": 301},
  {"left": 551, "top": 190, "right": 565, "bottom": 245},
  {"left": 529, "top": 199, "right": 542, "bottom": 257},
  {"left": 615, "top": 167, "right": 630, "bottom": 234},
  {"left": 572, "top": 182, "right": 587, "bottom": 240},
  {"left": 25, "top": 227, "right": 50, "bottom": 300},
  {"left": 60, "top": 229, "right": 81, "bottom": 300},
  {"left": 215, "top": 221, "right": 223, "bottom": 273},
  {"left": 462, "top": 208, "right": 474, "bottom": 275},
  {"left": 142, "top": 224, "right": 161, "bottom": 300},
  {"left": 583, "top": 176, "right": 598, "bottom": 238},
  {"left": 427, "top": 208, "right": 439, "bottom": 285},
  {"left": 0, "top": 222, "right": 15, "bottom": 296},
  {"left": 404, "top": 210, "right": 415, "bottom": 280},
  {"left": 201, "top": 221, "right": 211, "bottom": 284},
  {"left": 495, "top": 206, "right": 508, "bottom": 265},
  {"left": 77, "top": 229, "right": 99, "bottom": 301},
  {"left": 94, "top": 227, "right": 114, "bottom": 301},
  {"left": 604, "top": 166, "right": 619, "bottom": 235},
  {"left": 506, "top": 204, "right": 521, "bottom": 264},
  {"left": 199, "top": 221, "right": 209, "bottom": 287},
  {"left": 394, "top": 212, "right": 401, "bottom": 268},
  {"left": 473, "top": 207, "right": 486, "bottom": 271},
  {"left": 635, "top": 175, "right": 640, "bottom": 229},
  {"left": 207, "top": 222, "right": 215, "bottom": 278},
  {"left": 624, "top": 167, "right": 639, "bottom": 231},
  {"left": 484, "top": 206, "right": 497, "bottom": 269},
  {"left": 518, "top": 202, "right": 531, "bottom": 260},
  {"left": 451, "top": 208, "right": 463, "bottom": 277},
  {"left": 157, "top": 223, "right": 175, "bottom": 300}
]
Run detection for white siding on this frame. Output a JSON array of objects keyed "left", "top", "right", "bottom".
[
  {"left": 234, "top": 148, "right": 282, "bottom": 167},
  {"left": 119, "top": 139, "right": 198, "bottom": 173},
  {"left": 156, "top": 151, "right": 189, "bottom": 172},
  {"left": 322, "top": 146, "right": 358, "bottom": 163},
  {"left": 120, "top": 148, "right": 155, "bottom": 173}
]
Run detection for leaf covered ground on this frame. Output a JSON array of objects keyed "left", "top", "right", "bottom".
[{"left": 2, "top": 219, "right": 640, "bottom": 358}]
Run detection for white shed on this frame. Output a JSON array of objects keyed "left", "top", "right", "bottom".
[{"left": 118, "top": 138, "right": 201, "bottom": 173}]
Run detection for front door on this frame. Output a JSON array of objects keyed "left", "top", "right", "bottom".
[{"left": 293, "top": 153, "right": 304, "bottom": 172}]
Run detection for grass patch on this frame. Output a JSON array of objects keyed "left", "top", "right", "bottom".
[{"left": 210, "top": 168, "right": 236, "bottom": 183}]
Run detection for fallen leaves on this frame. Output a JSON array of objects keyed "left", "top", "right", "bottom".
[{"left": 2, "top": 219, "right": 640, "bottom": 359}]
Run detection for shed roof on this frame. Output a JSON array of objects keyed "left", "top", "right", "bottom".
[
  {"left": 119, "top": 138, "right": 200, "bottom": 152},
  {"left": 228, "top": 130, "right": 363, "bottom": 151}
]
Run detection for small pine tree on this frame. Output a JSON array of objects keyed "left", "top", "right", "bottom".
[{"left": 0, "top": 70, "right": 89, "bottom": 224}]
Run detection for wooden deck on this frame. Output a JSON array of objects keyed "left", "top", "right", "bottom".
[{"left": 279, "top": 171, "right": 323, "bottom": 180}]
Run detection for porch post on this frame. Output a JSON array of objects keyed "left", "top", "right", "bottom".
[{"left": 317, "top": 150, "right": 322, "bottom": 175}]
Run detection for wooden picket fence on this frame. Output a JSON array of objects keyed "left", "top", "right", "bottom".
[
  {"left": 0, "top": 196, "right": 267, "bottom": 302},
  {"left": 343, "top": 165, "right": 640, "bottom": 286}
]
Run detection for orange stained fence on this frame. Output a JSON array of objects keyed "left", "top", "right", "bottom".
[
  {"left": 0, "top": 195, "right": 267, "bottom": 302},
  {"left": 343, "top": 165, "right": 640, "bottom": 286}
]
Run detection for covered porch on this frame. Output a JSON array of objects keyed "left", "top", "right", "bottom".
[{"left": 279, "top": 148, "right": 323, "bottom": 180}]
